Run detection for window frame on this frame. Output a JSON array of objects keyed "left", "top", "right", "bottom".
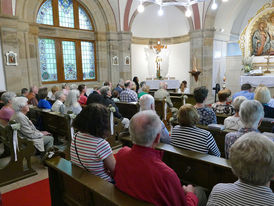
[
  {"left": 38, "top": 37, "right": 97, "bottom": 84},
  {"left": 37, "top": 0, "right": 97, "bottom": 84}
]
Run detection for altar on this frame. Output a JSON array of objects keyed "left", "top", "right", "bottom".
[
  {"left": 145, "top": 80, "right": 180, "bottom": 90},
  {"left": 240, "top": 75, "right": 274, "bottom": 87}
]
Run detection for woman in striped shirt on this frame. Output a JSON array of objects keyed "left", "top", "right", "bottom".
[
  {"left": 171, "top": 104, "right": 220, "bottom": 157},
  {"left": 70, "top": 103, "right": 116, "bottom": 182}
]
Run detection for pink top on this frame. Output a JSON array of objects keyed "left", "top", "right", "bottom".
[
  {"left": 78, "top": 95, "right": 87, "bottom": 105},
  {"left": 0, "top": 106, "right": 14, "bottom": 122}
]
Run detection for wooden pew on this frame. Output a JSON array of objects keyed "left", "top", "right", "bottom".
[
  {"left": 154, "top": 99, "right": 167, "bottom": 120},
  {"left": 120, "top": 137, "right": 274, "bottom": 192},
  {"left": 46, "top": 157, "right": 152, "bottom": 206},
  {"left": 216, "top": 114, "right": 229, "bottom": 124},
  {"left": 0, "top": 120, "right": 37, "bottom": 187},
  {"left": 170, "top": 96, "right": 183, "bottom": 109},
  {"left": 259, "top": 118, "right": 274, "bottom": 133},
  {"left": 115, "top": 102, "right": 139, "bottom": 120}
]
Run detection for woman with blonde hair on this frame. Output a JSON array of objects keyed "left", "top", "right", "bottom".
[
  {"left": 254, "top": 85, "right": 274, "bottom": 118},
  {"left": 171, "top": 104, "right": 220, "bottom": 156}
]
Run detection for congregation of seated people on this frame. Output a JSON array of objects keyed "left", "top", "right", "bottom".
[{"left": 0, "top": 79, "right": 274, "bottom": 205}]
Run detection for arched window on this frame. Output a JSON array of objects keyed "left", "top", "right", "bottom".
[{"left": 36, "top": 0, "right": 96, "bottom": 83}]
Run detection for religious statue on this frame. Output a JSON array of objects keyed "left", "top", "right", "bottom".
[
  {"left": 155, "top": 56, "right": 162, "bottom": 79},
  {"left": 267, "top": 13, "right": 274, "bottom": 54},
  {"left": 150, "top": 41, "right": 167, "bottom": 79},
  {"left": 252, "top": 21, "right": 271, "bottom": 56}
]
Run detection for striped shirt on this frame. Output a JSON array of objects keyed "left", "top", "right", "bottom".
[
  {"left": 171, "top": 125, "right": 221, "bottom": 157},
  {"left": 70, "top": 132, "right": 112, "bottom": 181},
  {"left": 207, "top": 180, "right": 274, "bottom": 206}
]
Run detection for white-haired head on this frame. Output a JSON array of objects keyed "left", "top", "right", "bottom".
[
  {"left": 129, "top": 110, "right": 161, "bottom": 147},
  {"left": 239, "top": 100, "right": 264, "bottom": 129},
  {"left": 1, "top": 92, "right": 16, "bottom": 105},
  {"left": 139, "top": 94, "right": 155, "bottom": 111},
  {"left": 12, "top": 97, "right": 28, "bottom": 112}
]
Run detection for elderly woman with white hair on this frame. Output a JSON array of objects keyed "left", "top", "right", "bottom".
[
  {"left": 64, "top": 90, "right": 82, "bottom": 115},
  {"left": 208, "top": 132, "right": 274, "bottom": 205},
  {"left": 225, "top": 100, "right": 264, "bottom": 158},
  {"left": 224, "top": 96, "right": 247, "bottom": 130},
  {"left": 254, "top": 85, "right": 274, "bottom": 118},
  {"left": 51, "top": 91, "right": 66, "bottom": 114},
  {"left": 11, "top": 97, "right": 54, "bottom": 155},
  {"left": 0, "top": 92, "right": 16, "bottom": 122},
  {"left": 139, "top": 94, "right": 170, "bottom": 143}
]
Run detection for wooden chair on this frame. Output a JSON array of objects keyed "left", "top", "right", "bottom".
[
  {"left": 46, "top": 157, "right": 152, "bottom": 206},
  {"left": 0, "top": 120, "right": 37, "bottom": 187},
  {"left": 115, "top": 102, "right": 140, "bottom": 120}
]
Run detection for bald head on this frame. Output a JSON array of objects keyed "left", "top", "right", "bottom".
[
  {"left": 130, "top": 110, "right": 161, "bottom": 147},
  {"left": 159, "top": 82, "right": 167, "bottom": 90},
  {"left": 139, "top": 94, "right": 155, "bottom": 111}
]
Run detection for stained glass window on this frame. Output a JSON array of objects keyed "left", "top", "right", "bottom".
[
  {"left": 62, "top": 41, "right": 77, "bottom": 80},
  {"left": 79, "top": 6, "right": 92, "bottom": 30},
  {"left": 36, "top": 0, "right": 53, "bottom": 25},
  {"left": 81, "top": 42, "right": 95, "bottom": 80},
  {"left": 38, "top": 39, "right": 58, "bottom": 82},
  {"left": 58, "top": 0, "right": 74, "bottom": 28}
]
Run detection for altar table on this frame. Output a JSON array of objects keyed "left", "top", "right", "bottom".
[
  {"left": 145, "top": 80, "right": 180, "bottom": 90},
  {"left": 240, "top": 76, "right": 274, "bottom": 87}
]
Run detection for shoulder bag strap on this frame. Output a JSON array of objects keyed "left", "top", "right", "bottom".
[{"left": 74, "top": 133, "right": 89, "bottom": 172}]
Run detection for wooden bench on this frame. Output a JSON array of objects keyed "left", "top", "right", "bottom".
[
  {"left": 155, "top": 99, "right": 167, "bottom": 120},
  {"left": 115, "top": 102, "right": 140, "bottom": 120},
  {"left": 170, "top": 96, "right": 184, "bottom": 109},
  {"left": 0, "top": 120, "right": 37, "bottom": 187},
  {"left": 120, "top": 137, "right": 274, "bottom": 192},
  {"left": 46, "top": 157, "right": 152, "bottom": 206},
  {"left": 216, "top": 114, "right": 229, "bottom": 124},
  {"left": 259, "top": 118, "right": 274, "bottom": 133}
]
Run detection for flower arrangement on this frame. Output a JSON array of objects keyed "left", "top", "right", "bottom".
[{"left": 242, "top": 56, "right": 254, "bottom": 73}]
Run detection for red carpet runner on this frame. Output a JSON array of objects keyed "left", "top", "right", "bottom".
[{"left": 2, "top": 178, "right": 51, "bottom": 206}]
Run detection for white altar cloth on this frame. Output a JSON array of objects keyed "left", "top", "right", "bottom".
[
  {"left": 240, "top": 76, "right": 274, "bottom": 87},
  {"left": 146, "top": 80, "right": 180, "bottom": 90}
]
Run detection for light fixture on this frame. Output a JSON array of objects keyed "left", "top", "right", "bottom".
[
  {"left": 158, "top": 6, "right": 164, "bottom": 16},
  {"left": 136, "top": 0, "right": 207, "bottom": 13},
  {"left": 185, "top": 6, "right": 192, "bottom": 17},
  {"left": 137, "top": 1, "right": 144, "bottom": 13},
  {"left": 211, "top": 0, "right": 218, "bottom": 10}
]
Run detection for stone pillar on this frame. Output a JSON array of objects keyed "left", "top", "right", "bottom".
[
  {"left": 189, "top": 29, "right": 215, "bottom": 103},
  {"left": 108, "top": 31, "right": 132, "bottom": 85}
]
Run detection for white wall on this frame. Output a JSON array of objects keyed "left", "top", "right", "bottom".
[
  {"left": 131, "top": 4, "right": 189, "bottom": 38},
  {"left": 131, "top": 42, "right": 190, "bottom": 84},
  {"left": 0, "top": 40, "right": 6, "bottom": 91}
]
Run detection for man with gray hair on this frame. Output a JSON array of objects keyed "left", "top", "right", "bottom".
[
  {"left": 51, "top": 91, "right": 66, "bottom": 114},
  {"left": 225, "top": 100, "right": 264, "bottom": 158},
  {"left": 154, "top": 81, "right": 173, "bottom": 108},
  {"left": 114, "top": 110, "right": 198, "bottom": 206},
  {"left": 114, "top": 79, "right": 124, "bottom": 94},
  {"left": 120, "top": 80, "right": 138, "bottom": 102},
  {"left": 208, "top": 132, "right": 274, "bottom": 205},
  {"left": 139, "top": 94, "right": 170, "bottom": 143}
]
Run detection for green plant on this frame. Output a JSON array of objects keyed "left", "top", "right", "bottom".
[{"left": 242, "top": 56, "right": 254, "bottom": 73}]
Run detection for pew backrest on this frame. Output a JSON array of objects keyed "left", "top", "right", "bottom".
[
  {"left": 115, "top": 102, "right": 140, "bottom": 120},
  {"left": 46, "top": 157, "right": 152, "bottom": 206},
  {"left": 155, "top": 99, "right": 167, "bottom": 120}
]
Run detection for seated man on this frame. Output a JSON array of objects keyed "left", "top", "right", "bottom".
[
  {"left": 120, "top": 80, "right": 138, "bottom": 102},
  {"left": 154, "top": 82, "right": 173, "bottom": 108},
  {"left": 207, "top": 132, "right": 274, "bottom": 205},
  {"left": 86, "top": 86, "right": 104, "bottom": 105},
  {"left": 26, "top": 85, "right": 38, "bottom": 106},
  {"left": 139, "top": 94, "right": 170, "bottom": 143},
  {"left": 225, "top": 100, "right": 264, "bottom": 158},
  {"left": 232, "top": 83, "right": 254, "bottom": 101},
  {"left": 114, "top": 110, "right": 199, "bottom": 206}
]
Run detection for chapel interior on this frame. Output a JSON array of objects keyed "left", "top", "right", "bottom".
[{"left": 0, "top": 0, "right": 274, "bottom": 205}]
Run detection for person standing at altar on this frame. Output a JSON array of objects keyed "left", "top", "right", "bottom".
[
  {"left": 252, "top": 21, "right": 271, "bottom": 56},
  {"left": 179, "top": 80, "right": 190, "bottom": 94},
  {"left": 154, "top": 82, "right": 173, "bottom": 108},
  {"left": 232, "top": 83, "right": 254, "bottom": 101},
  {"left": 133, "top": 76, "right": 140, "bottom": 93},
  {"left": 120, "top": 80, "right": 138, "bottom": 103}
]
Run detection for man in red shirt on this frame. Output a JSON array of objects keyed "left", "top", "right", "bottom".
[{"left": 114, "top": 110, "right": 198, "bottom": 206}]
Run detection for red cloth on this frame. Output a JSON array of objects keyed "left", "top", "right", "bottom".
[
  {"left": 114, "top": 145, "right": 198, "bottom": 206},
  {"left": 78, "top": 95, "right": 87, "bottom": 105}
]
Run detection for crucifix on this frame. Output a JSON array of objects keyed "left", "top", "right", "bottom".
[
  {"left": 264, "top": 55, "right": 273, "bottom": 73},
  {"left": 151, "top": 41, "right": 167, "bottom": 79}
]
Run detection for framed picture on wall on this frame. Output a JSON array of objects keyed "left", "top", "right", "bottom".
[
  {"left": 124, "top": 56, "right": 130, "bottom": 65},
  {"left": 112, "top": 56, "right": 119, "bottom": 65},
  {"left": 5, "top": 51, "right": 18, "bottom": 66}
]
